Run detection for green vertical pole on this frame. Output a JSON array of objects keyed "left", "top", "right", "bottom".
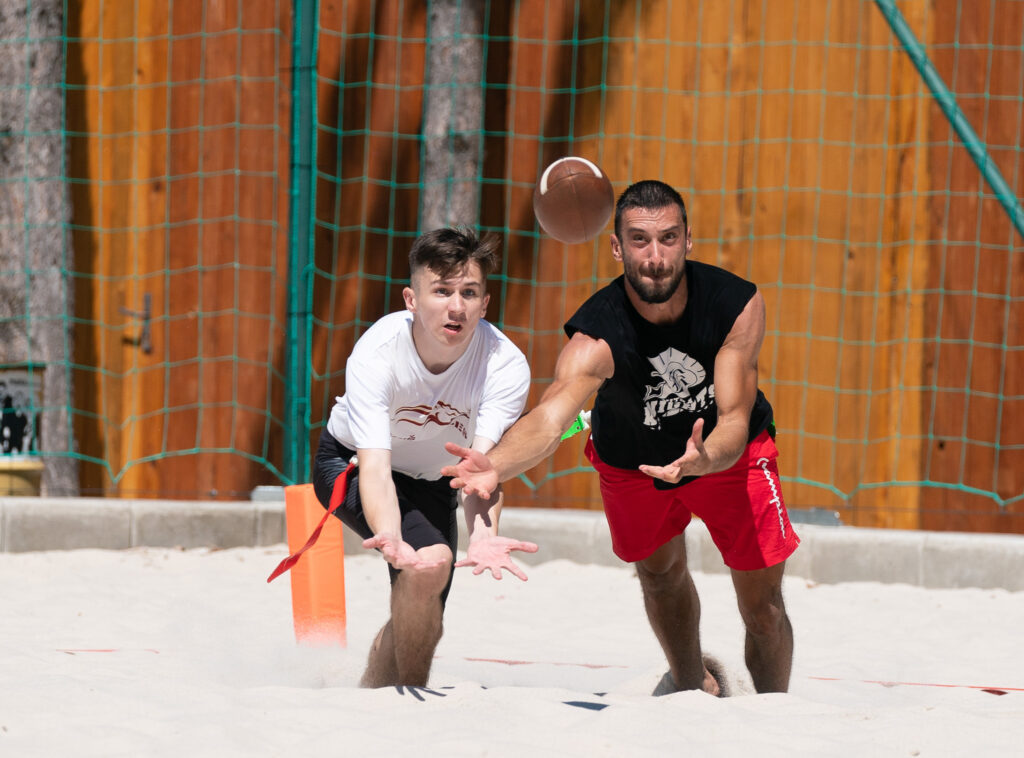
[
  {"left": 874, "top": 0, "right": 1024, "bottom": 240},
  {"left": 285, "top": 0, "right": 319, "bottom": 483}
]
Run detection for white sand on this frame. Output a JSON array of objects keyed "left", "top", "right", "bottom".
[{"left": 1, "top": 545, "right": 1021, "bottom": 757}]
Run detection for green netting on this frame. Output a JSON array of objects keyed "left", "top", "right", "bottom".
[
  {"left": 305, "top": 1, "right": 1023, "bottom": 529},
  {"left": 1, "top": 0, "right": 1021, "bottom": 530},
  {"left": 3, "top": 0, "right": 292, "bottom": 497}
]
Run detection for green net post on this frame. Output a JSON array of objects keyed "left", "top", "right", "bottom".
[
  {"left": 874, "top": 0, "right": 1024, "bottom": 240},
  {"left": 284, "top": 0, "right": 320, "bottom": 484}
]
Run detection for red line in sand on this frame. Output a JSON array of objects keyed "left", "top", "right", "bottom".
[
  {"left": 449, "top": 656, "right": 629, "bottom": 670},
  {"left": 51, "top": 650, "right": 1018, "bottom": 694},
  {"left": 452, "top": 658, "right": 1020, "bottom": 692},
  {"left": 57, "top": 649, "right": 160, "bottom": 654},
  {"left": 808, "top": 676, "right": 1020, "bottom": 694}
]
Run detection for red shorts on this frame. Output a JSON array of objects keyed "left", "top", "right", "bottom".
[{"left": 584, "top": 431, "right": 799, "bottom": 570}]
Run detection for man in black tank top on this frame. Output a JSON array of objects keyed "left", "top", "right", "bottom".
[{"left": 444, "top": 181, "right": 800, "bottom": 696}]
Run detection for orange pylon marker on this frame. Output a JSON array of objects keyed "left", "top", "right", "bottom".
[{"left": 281, "top": 483, "right": 347, "bottom": 646}]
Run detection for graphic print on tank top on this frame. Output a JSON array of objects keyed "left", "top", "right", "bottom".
[{"left": 642, "top": 347, "right": 715, "bottom": 430}]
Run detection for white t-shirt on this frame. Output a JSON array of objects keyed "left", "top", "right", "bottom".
[{"left": 327, "top": 310, "right": 530, "bottom": 480}]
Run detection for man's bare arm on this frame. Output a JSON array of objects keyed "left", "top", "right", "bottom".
[
  {"left": 454, "top": 438, "right": 539, "bottom": 580},
  {"left": 356, "top": 448, "right": 402, "bottom": 535},
  {"left": 703, "top": 291, "right": 766, "bottom": 470},
  {"left": 357, "top": 448, "right": 445, "bottom": 569},
  {"left": 442, "top": 332, "right": 612, "bottom": 494},
  {"left": 639, "top": 292, "right": 766, "bottom": 482}
]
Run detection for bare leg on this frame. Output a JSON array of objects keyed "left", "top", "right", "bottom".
[
  {"left": 636, "top": 534, "right": 719, "bottom": 695},
  {"left": 360, "top": 544, "right": 453, "bottom": 688},
  {"left": 730, "top": 562, "right": 792, "bottom": 693},
  {"left": 359, "top": 621, "right": 398, "bottom": 688}
]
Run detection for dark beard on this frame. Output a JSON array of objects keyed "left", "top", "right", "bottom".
[{"left": 624, "top": 263, "right": 686, "bottom": 304}]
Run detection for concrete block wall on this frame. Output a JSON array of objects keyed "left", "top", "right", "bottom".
[
  {"left": 2, "top": 495, "right": 1023, "bottom": 592},
  {"left": 460, "top": 509, "right": 1024, "bottom": 592},
  {"left": 0, "top": 496, "right": 284, "bottom": 553}
]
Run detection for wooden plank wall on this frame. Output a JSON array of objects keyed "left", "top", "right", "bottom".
[
  {"left": 923, "top": 0, "right": 1024, "bottom": 532},
  {"left": 65, "top": 0, "right": 1022, "bottom": 531},
  {"left": 308, "top": 1, "right": 428, "bottom": 452},
  {"left": 67, "top": 0, "right": 292, "bottom": 498},
  {"left": 478, "top": 0, "right": 1021, "bottom": 530},
  {"left": 487, "top": 0, "right": 938, "bottom": 526}
]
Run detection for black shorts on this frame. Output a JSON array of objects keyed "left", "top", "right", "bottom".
[{"left": 312, "top": 429, "right": 458, "bottom": 603}]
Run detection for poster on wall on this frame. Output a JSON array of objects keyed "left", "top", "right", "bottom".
[{"left": 0, "top": 370, "right": 41, "bottom": 456}]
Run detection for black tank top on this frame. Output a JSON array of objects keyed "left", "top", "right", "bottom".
[{"left": 565, "top": 260, "right": 774, "bottom": 485}]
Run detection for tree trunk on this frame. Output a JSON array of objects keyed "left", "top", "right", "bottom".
[
  {"left": 0, "top": 0, "right": 78, "bottom": 495},
  {"left": 419, "top": 0, "right": 485, "bottom": 230}
]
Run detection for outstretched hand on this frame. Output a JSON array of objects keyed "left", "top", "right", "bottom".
[
  {"left": 362, "top": 533, "right": 448, "bottom": 571},
  {"left": 456, "top": 535, "right": 539, "bottom": 581},
  {"left": 442, "top": 442, "right": 500, "bottom": 499},
  {"left": 638, "top": 418, "right": 712, "bottom": 483}
]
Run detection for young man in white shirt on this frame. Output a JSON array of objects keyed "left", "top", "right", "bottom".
[{"left": 312, "top": 227, "right": 535, "bottom": 688}]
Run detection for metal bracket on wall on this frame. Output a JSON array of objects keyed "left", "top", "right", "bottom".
[{"left": 120, "top": 293, "right": 153, "bottom": 354}]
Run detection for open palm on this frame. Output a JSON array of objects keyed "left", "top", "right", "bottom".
[{"left": 456, "top": 535, "right": 539, "bottom": 581}]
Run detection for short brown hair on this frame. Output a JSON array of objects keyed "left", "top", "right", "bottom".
[
  {"left": 408, "top": 227, "right": 501, "bottom": 281},
  {"left": 614, "top": 180, "right": 688, "bottom": 239}
]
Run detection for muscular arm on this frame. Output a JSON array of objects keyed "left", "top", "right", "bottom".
[
  {"left": 639, "top": 292, "right": 767, "bottom": 481},
  {"left": 708, "top": 290, "right": 765, "bottom": 467},
  {"left": 493, "top": 333, "right": 612, "bottom": 480},
  {"left": 705, "top": 291, "right": 766, "bottom": 469},
  {"left": 442, "top": 332, "right": 613, "bottom": 496}
]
